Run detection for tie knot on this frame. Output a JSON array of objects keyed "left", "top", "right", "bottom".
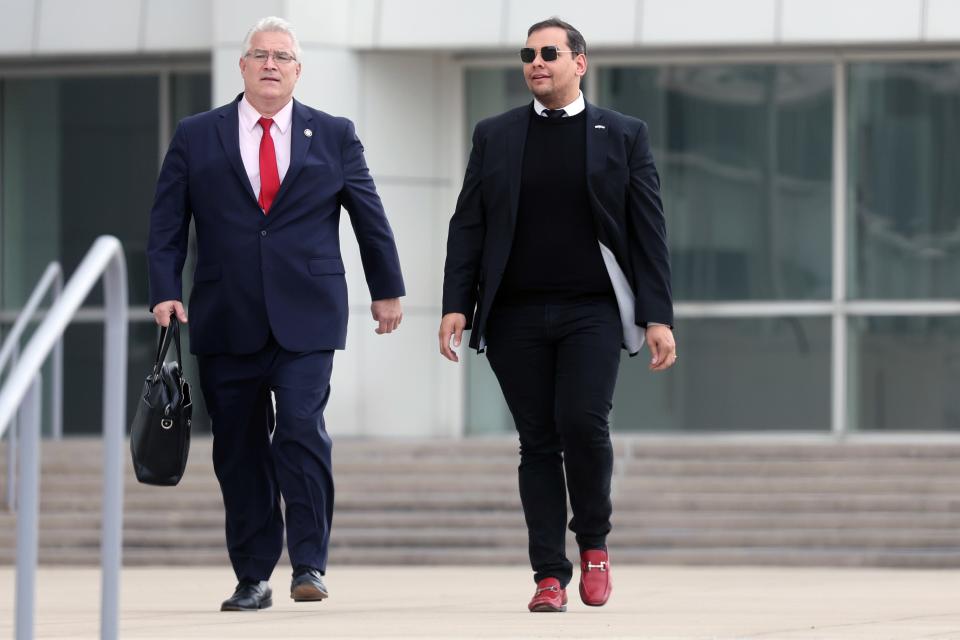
[
  {"left": 258, "top": 117, "right": 274, "bottom": 132},
  {"left": 542, "top": 108, "right": 566, "bottom": 119}
]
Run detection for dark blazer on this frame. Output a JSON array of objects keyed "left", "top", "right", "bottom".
[
  {"left": 148, "top": 94, "right": 405, "bottom": 355},
  {"left": 442, "top": 101, "right": 672, "bottom": 353}
]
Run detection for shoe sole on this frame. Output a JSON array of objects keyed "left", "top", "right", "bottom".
[
  {"left": 291, "top": 584, "right": 329, "bottom": 602},
  {"left": 220, "top": 597, "right": 272, "bottom": 612},
  {"left": 529, "top": 603, "right": 566, "bottom": 613}
]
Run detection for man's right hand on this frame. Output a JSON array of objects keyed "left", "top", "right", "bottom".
[
  {"left": 438, "top": 313, "right": 467, "bottom": 362},
  {"left": 152, "top": 300, "right": 188, "bottom": 327}
]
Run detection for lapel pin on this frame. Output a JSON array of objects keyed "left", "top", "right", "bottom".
[
  {"left": 594, "top": 125, "right": 606, "bottom": 129},
  {"left": 304, "top": 128, "right": 313, "bottom": 137}
]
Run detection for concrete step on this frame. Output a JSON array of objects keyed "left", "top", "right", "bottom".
[
  {"left": 5, "top": 437, "right": 960, "bottom": 567},
  {"left": 6, "top": 546, "right": 960, "bottom": 569},
  {"left": 7, "top": 508, "right": 960, "bottom": 531},
  {"left": 6, "top": 526, "right": 960, "bottom": 552},
  {"left": 29, "top": 473, "right": 960, "bottom": 495},
  {"left": 27, "top": 491, "right": 960, "bottom": 514}
]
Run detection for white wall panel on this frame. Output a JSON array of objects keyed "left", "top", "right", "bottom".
[
  {"left": 379, "top": 0, "right": 502, "bottom": 47},
  {"left": 358, "top": 313, "right": 444, "bottom": 436},
  {"left": 925, "top": 0, "right": 960, "bottom": 40},
  {"left": 0, "top": 0, "right": 35, "bottom": 53},
  {"left": 325, "top": 315, "right": 365, "bottom": 436},
  {"left": 143, "top": 0, "right": 212, "bottom": 51},
  {"left": 294, "top": 47, "right": 361, "bottom": 122},
  {"left": 359, "top": 53, "right": 442, "bottom": 180},
  {"left": 36, "top": 0, "right": 140, "bottom": 53},
  {"left": 781, "top": 0, "right": 922, "bottom": 42},
  {"left": 642, "top": 0, "right": 777, "bottom": 44},
  {"left": 287, "top": 0, "right": 350, "bottom": 47},
  {"left": 212, "top": 47, "right": 244, "bottom": 106},
  {"left": 213, "top": 0, "right": 283, "bottom": 49},
  {"left": 348, "top": 0, "right": 378, "bottom": 48},
  {"left": 373, "top": 183, "right": 444, "bottom": 308},
  {"left": 507, "top": 0, "right": 637, "bottom": 46}
]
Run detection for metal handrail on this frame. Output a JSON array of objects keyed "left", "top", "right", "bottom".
[
  {"left": 0, "top": 262, "right": 65, "bottom": 511},
  {"left": 0, "top": 236, "right": 128, "bottom": 640}
]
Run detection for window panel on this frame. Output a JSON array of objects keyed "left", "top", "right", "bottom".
[
  {"left": 848, "top": 316, "right": 960, "bottom": 431},
  {"left": 848, "top": 62, "right": 960, "bottom": 299},
  {"left": 600, "top": 64, "right": 834, "bottom": 301},
  {"left": 1, "top": 69, "right": 212, "bottom": 435},
  {"left": 613, "top": 317, "right": 831, "bottom": 432}
]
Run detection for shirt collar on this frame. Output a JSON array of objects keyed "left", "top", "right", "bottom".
[
  {"left": 239, "top": 94, "right": 294, "bottom": 133},
  {"left": 533, "top": 91, "right": 585, "bottom": 118}
]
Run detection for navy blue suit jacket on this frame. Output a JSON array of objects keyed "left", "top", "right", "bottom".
[{"left": 148, "top": 94, "right": 405, "bottom": 355}]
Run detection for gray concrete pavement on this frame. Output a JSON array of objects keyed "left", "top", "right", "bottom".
[{"left": 2, "top": 565, "right": 960, "bottom": 639}]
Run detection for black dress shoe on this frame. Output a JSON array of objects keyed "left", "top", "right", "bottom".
[
  {"left": 220, "top": 580, "right": 272, "bottom": 611},
  {"left": 291, "top": 567, "right": 329, "bottom": 602}
]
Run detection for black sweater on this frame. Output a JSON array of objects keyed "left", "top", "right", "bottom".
[{"left": 496, "top": 108, "right": 614, "bottom": 306}]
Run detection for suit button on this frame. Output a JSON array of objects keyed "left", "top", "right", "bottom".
[{"left": 260, "top": 230, "right": 267, "bottom": 237}]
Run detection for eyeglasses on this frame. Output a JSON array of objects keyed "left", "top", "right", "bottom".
[
  {"left": 245, "top": 49, "right": 297, "bottom": 65},
  {"left": 519, "top": 46, "right": 578, "bottom": 63}
]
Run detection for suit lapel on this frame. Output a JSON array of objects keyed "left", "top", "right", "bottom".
[
  {"left": 505, "top": 105, "right": 530, "bottom": 232},
  {"left": 268, "top": 99, "right": 313, "bottom": 218},
  {"left": 586, "top": 102, "right": 621, "bottom": 255},
  {"left": 585, "top": 102, "right": 607, "bottom": 199},
  {"left": 216, "top": 95, "right": 258, "bottom": 205},
  {"left": 585, "top": 102, "right": 614, "bottom": 237}
]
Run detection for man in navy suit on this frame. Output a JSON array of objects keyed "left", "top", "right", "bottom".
[
  {"left": 440, "top": 18, "right": 676, "bottom": 612},
  {"left": 147, "top": 16, "right": 404, "bottom": 611}
]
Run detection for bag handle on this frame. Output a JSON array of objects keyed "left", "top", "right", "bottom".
[{"left": 152, "top": 317, "right": 183, "bottom": 378}]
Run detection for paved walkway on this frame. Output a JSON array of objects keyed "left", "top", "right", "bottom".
[{"left": 2, "top": 565, "right": 960, "bottom": 638}]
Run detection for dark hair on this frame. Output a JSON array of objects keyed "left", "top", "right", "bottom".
[{"left": 527, "top": 17, "right": 586, "bottom": 57}]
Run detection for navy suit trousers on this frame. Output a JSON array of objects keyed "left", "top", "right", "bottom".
[{"left": 197, "top": 336, "right": 335, "bottom": 583}]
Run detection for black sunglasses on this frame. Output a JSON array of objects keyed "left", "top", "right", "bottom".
[{"left": 520, "top": 46, "right": 578, "bottom": 63}]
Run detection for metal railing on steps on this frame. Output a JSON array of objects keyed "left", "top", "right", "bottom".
[
  {"left": 0, "top": 262, "right": 64, "bottom": 512},
  {"left": 0, "top": 236, "right": 127, "bottom": 640}
]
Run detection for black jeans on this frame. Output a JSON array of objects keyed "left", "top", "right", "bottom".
[{"left": 485, "top": 297, "right": 622, "bottom": 586}]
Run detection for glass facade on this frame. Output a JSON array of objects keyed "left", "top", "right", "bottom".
[
  {"left": 612, "top": 317, "right": 831, "bottom": 432},
  {"left": 463, "top": 58, "right": 960, "bottom": 434},
  {"left": 600, "top": 64, "right": 833, "bottom": 301},
  {"left": 849, "top": 315, "right": 960, "bottom": 431},
  {"left": 847, "top": 61, "right": 960, "bottom": 300},
  {"left": 0, "top": 67, "right": 211, "bottom": 434}
]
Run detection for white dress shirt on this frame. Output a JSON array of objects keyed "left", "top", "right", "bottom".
[
  {"left": 533, "top": 91, "right": 585, "bottom": 117},
  {"left": 238, "top": 95, "right": 293, "bottom": 198}
]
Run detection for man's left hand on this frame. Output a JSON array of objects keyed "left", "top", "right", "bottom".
[
  {"left": 371, "top": 298, "right": 403, "bottom": 334},
  {"left": 646, "top": 324, "right": 677, "bottom": 371}
]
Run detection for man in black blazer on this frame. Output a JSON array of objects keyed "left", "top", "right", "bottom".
[{"left": 439, "top": 17, "right": 676, "bottom": 612}]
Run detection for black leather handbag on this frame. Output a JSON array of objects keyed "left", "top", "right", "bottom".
[{"left": 130, "top": 318, "right": 192, "bottom": 486}]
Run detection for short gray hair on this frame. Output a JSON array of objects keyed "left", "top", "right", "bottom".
[{"left": 242, "top": 16, "right": 302, "bottom": 62}]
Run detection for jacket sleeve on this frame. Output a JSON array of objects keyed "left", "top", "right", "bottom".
[
  {"left": 147, "top": 122, "right": 192, "bottom": 311},
  {"left": 339, "top": 119, "right": 406, "bottom": 300},
  {"left": 627, "top": 121, "right": 674, "bottom": 327},
  {"left": 441, "top": 123, "right": 487, "bottom": 328}
]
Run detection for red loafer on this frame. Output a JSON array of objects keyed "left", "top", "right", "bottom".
[
  {"left": 528, "top": 577, "right": 567, "bottom": 612},
  {"left": 579, "top": 549, "right": 612, "bottom": 606}
]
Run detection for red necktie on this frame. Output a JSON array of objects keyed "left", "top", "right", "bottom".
[{"left": 257, "top": 117, "right": 280, "bottom": 214}]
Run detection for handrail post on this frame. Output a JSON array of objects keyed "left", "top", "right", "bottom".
[
  {"left": 0, "top": 237, "right": 127, "bottom": 639},
  {"left": 14, "top": 374, "right": 42, "bottom": 640},
  {"left": 99, "top": 248, "right": 127, "bottom": 640},
  {"left": 6, "top": 348, "right": 19, "bottom": 512},
  {"left": 52, "top": 271, "right": 64, "bottom": 441}
]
